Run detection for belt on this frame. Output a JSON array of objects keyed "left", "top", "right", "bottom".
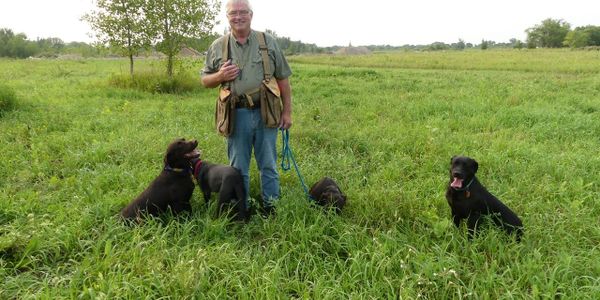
[{"left": 235, "top": 94, "right": 261, "bottom": 109}]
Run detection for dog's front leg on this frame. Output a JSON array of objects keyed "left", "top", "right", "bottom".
[
  {"left": 170, "top": 201, "right": 192, "bottom": 215},
  {"left": 466, "top": 212, "right": 481, "bottom": 239},
  {"left": 452, "top": 213, "right": 461, "bottom": 228},
  {"left": 203, "top": 191, "right": 211, "bottom": 204}
]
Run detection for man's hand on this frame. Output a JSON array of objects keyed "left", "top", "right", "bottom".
[
  {"left": 279, "top": 111, "right": 292, "bottom": 129},
  {"left": 218, "top": 59, "right": 240, "bottom": 82},
  {"left": 201, "top": 60, "right": 239, "bottom": 88}
]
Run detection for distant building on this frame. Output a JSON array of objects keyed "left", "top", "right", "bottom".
[
  {"left": 179, "top": 46, "right": 202, "bottom": 57},
  {"left": 334, "top": 46, "right": 371, "bottom": 55}
]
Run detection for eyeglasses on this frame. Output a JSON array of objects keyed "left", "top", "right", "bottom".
[{"left": 227, "top": 10, "right": 250, "bottom": 17}]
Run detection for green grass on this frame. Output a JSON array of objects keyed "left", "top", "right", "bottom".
[
  {"left": 0, "top": 83, "right": 17, "bottom": 115},
  {"left": 1, "top": 49, "right": 600, "bottom": 298}
]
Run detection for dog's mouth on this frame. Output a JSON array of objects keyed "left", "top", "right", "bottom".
[
  {"left": 185, "top": 149, "right": 201, "bottom": 159},
  {"left": 183, "top": 140, "right": 200, "bottom": 159},
  {"left": 451, "top": 177, "right": 464, "bottom": 189}
]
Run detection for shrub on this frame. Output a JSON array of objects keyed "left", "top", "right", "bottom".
[
  {"left": 0, "top": 84, "right": 17, "bottom": 115},
  {"left": 109, "top": 72, "right": 199, "bottom": 94}
]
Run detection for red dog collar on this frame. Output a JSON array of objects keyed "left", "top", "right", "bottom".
[{"left": 193, "top": 159, "right": 203, "bottom": 179}]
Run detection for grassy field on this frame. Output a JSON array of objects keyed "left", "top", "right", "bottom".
[{"left": 1, "top": 49, "right": 600, "bottom": 298}]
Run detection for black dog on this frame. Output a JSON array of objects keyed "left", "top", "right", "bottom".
[
  {"left": 445, "top": 156, "right": 523, "bottom": 240},
  {"left": 309, "top": 177, "right": 347, "bottom": 213},
  {"left": 120, "top": 138, "right": 200, "bottom": 222},
  {"left": 193, "top": 158, "right": 248, "bottom": 222}
]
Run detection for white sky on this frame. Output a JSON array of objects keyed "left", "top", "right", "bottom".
[{"left": 0, "top": 0, "right": 598, "bottom": 47}]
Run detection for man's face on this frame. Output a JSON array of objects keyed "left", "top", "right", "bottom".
[{"left": 227, "top": 2, "right": 252, "bottom": 33}]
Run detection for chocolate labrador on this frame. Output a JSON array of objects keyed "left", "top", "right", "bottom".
[
  {"left": 309, "top": 176, "right": 347, "bottom": 213},
  {"left": 193, "top": 158, "right": 248, "bottom": 222},
  {"left": 120, "top": 138, "right": 200, "bottom": 222},
  {"left": 445, "top": 156, "right": 523, "bottom": 240}
]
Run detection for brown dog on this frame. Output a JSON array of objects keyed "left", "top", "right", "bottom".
[
  {"left": 120, "top": 138, "right": 200, "bottom": 222},
  {"left": 446, "top": 156, "right": 523, "bottom": 240},
  {"left": 309, "top": 177, "right": 347, "bottom": 213}
]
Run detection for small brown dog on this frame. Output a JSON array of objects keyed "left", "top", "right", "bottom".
[
  {"left": 120, "top": 138, "right": 200, "bottom": 222},
  {"left": 309, "top": 177, "right": 347, "bottom": 213}
]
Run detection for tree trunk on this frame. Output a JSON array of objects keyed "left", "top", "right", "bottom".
[
  {"left": 129, "top": 54, "right": 134, "bottom": 77},
  {"left": 167, "top": 53, "right": 173, "bottom": 78}
]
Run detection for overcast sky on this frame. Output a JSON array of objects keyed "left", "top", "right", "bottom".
[{"left": 0, "top": 0, "right": 598, "bottom": 47}]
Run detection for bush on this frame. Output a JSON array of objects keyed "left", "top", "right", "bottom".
[
  {"left": 0, "top": 84, "right": 17, "bottom": 115},
  {"left": 109, "top": 72, "right": 199, "bottom": 94}
]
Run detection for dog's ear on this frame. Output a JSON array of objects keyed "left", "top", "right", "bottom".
[
  {"left": 450, "top": 155, "right": 458, "bottom": 165},
  {"left": 469, "top": 158, "right": 479, "bottom": 174}
]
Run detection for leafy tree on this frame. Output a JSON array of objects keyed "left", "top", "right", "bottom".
[
  {"left": 563, "top": 30, "right": 590, "bottom": 48},
  {"left": 509, "top": 38, "right": 524, "bottom": 49},
  {"left": 453, "top": 39, "right": 465, "bottom": 50},
  {"left": 526, "top": 18, "right": 570, "bottom": 48},
  {"left": 145, "top": 0, "right": 219, "bottom": 78},
  {"left": 480, "top": 39, "right": 489, "bottom": 50},
  {"left": 0, "top": 29, "right": 37, "bottom": 58},
  {"left": 36, "top": 37, "right": 65, "bottom": 56},
  {"left": 83, "top": 0, "right": 149, "bottom": 76},
  {"left": 428, "top": 42, "right": 450, "bottom": 51},
  {"left": 0, "top": 28, "right": 15, "bottom": 57},
  {"left": 574, "top": 25, "right": 600, "bottom": 46},
  {"left": 2, "top": 32, "right": 37, "bottom": 58}
]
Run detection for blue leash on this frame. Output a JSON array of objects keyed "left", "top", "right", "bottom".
[{"left": 280, "top": 129, "right": 313, "bottom": 200}]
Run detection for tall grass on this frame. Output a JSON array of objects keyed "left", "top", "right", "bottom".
[
  {"left": 0, "top": 84, "right": 17, "bottom": 115},
  {"left": 1, "top": 50, "right": 600, "bottom": 298},
  {"left": 290, "top": 48, "right": 600, "bottom": 73}
]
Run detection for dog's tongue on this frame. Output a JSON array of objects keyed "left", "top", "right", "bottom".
[
  {"left": 451, "top": 177, "right": 463, "bottom": 188},
  {"left": 186, "top": 149, "right": 201, "bottom": 159}
]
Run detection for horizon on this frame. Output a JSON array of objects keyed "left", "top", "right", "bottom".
[{"left": 1, "top": 0, "right": 598, "bottom": 47}]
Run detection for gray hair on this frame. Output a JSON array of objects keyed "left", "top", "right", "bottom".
[{"left": 225, "top": 0, "right": 253, "bottom": 13}]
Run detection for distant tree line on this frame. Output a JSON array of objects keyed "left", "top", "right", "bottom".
[
  {"left": 256, "top": 19, "right": 600, "bottom": 53},
  {"left": 2, "top": 17, "right": 599, "bottom": 61},
  {"left": 0, "top": 28, "right": 100, "bottom": 58},
  {"left": 526, "top": 19, "right": 600, "bottom": 48},
  {"left": 264, "top": 29, "right": 325, "bottom": 55}
]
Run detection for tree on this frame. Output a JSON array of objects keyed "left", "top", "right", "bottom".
[
  {"left": 83, "top": 0, "right": 149, "bottom": 76},
  {"left": 453, "top": 39, "right": 465, "bottom": 50},
  {"left": 145, "top": 0, "right": 219, "bottom": 78},
  {"left": 563, "top": 30, "right": 590, "bottom": 48},
  {"left": 0, "top": 29, "right": 37, "bottom": 58},
  {"left": 480, "top": 39, "right": 489, "bottom": 50},
  {"left": 584, "top": 25, "right": 600, "bottom": 46},
  {"left": 574, "top": 25, "right": 600, "bottom": 46},
  {"left": 0, "top": 28, "right": 15, "bottom": 57},
  {"left": 36, "top": 37, "right": 65, "bottom": 56},
  {"left": 509, "top": 38, "right": 524, "bottom": 49},
  {"left": 526, "top": 18, "right": 571, "bottom": 48}
]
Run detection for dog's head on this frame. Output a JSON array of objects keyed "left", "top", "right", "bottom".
[
  {"left": 449, "top": 155, "right": 478, "bottom": 189},
  {"left": 309, "top": 177, "right": 347, "bottom": 213},
  {"left": 164, "top": 138, "right": 200, "bottom": 168}
]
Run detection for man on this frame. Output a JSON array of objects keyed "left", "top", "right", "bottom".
[{"left": 201, "top": 0, "right": 293, "bottom": 215}]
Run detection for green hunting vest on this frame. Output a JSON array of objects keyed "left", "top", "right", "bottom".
[{"left": 202, "top": 30, "right": 292, "bottom": 96}]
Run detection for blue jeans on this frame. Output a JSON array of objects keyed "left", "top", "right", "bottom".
[{"left": 227, "top": 108, "right": 279, "bottom": 209}]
